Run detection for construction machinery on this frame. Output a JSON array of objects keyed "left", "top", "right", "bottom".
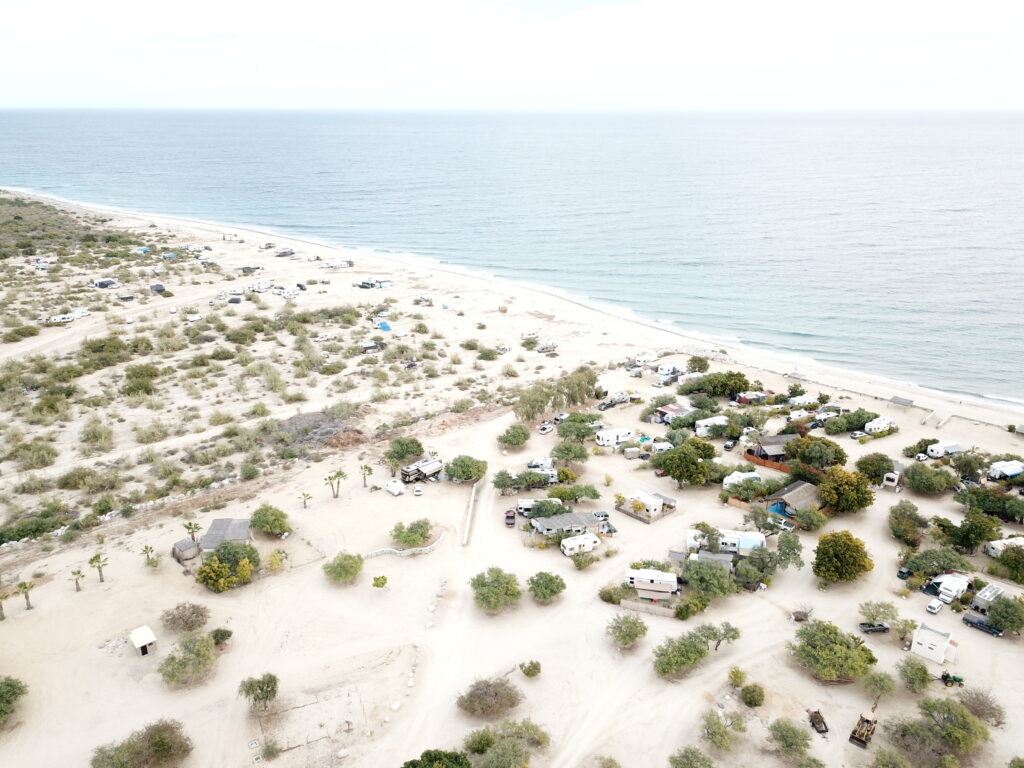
[
  {"left": 807, "top": 709, "right": 829, "bottom": 734},
  {"left": 849, "top": 705, "right": 878, "bottom": 748},
  {"left": 940, "top": 671, "right": 965, "bottom": 687}
]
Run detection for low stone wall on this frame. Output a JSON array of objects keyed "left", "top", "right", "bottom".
[
  {"left": 620, "top": 598, "right": 675, "bottom": 618},
  {"left": 364, "top": 529, "right": 447, "bottom": 559}
]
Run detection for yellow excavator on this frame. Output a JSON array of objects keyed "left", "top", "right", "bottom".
[{"left": 849, "top": 704, "right": 878, "bottom": 748}]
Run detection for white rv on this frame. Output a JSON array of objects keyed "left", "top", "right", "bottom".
[
  {"left": 560, "top": 532, "right": 600, "bottom": 557},
  {"left": 595, "top": 428, "right": 635, "bottom": 447},
  {"left": 515, "top": 498, "right": 563, "bottom": 515},
  {"left": 864, "top": 417, "right": 895, "bottom": 434},
  {"left": 927, "top": 441, "right": 964, "bottom": 459}
]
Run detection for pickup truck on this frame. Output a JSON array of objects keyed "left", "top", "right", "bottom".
[{"left": 858, "top": 622, "right": 890, "bottom": 634}]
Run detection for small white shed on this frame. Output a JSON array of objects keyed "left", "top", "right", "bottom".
[
  {"left": 130, "top": 625, "right": 157, "bottom": 657},
  {"left": 911, "top": 623, "right": 956, "bottom": 664},
  {"left": 385, "top": 479, "right": 405, "bottom": 496}
]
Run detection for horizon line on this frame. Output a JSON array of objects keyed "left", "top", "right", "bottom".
[{"left": 2, "top": 106, "right": 1024, "bottom": 114}]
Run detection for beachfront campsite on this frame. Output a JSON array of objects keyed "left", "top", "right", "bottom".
[{"left": 1, "top": 192, "right": 1024, "bottom": 768}]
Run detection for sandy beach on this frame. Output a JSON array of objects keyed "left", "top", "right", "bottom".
[{"left": 1, "top": 191, "right": 1022, "bottom": 768}]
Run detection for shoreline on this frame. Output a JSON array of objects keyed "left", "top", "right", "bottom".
[{"left": 5, "top": 186, "right": 1023, "bottom": 428}]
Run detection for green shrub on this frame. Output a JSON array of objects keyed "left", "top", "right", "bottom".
[
  {"left": 158, "top": 632, "right": 215, "bottom": 685},
  {"left": 456, "top": 678, "right": 523, "bottom": 717},
  {"left": 90, "top": 719, "right": 192, "bottom": 768},
  {"left": 518, "top": 660, "right": 541, "bottom": 678},
  {"left": 323, "top": 551, "right": 364, "bottom": 584},
  {"left": 250, "top": 504, "right": 291, "bottom": 535},
  {"left": 571, "top": 552, "right": 599, "bottom": 570},
  {"left": 740, "top": 684, "right": 765, "bottom": 707},
  {"left": 210, "top": 628, "right": 233, "bottom": 646}
]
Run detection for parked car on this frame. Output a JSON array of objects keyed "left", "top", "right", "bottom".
[
  {"left": 723, "top": 439, "right": 737, "bottom": 451},
  {"left": 897, "top": 567, "right": 911, "bottom": 580},
  {"left": 926, "top": 599, "right": 943, "bottom": 615},
  {"left": 915, "top": 453, "right": 929, "bottom": 462},
  {"left": 504, "top": 510, "right": 516, "bottom": 527},
  {"left": 778, "top": 519, "right": 796, "bottom": 532},
  {"left": 654, "top": 468, "right": 668, "bottom": 477},
  {"left": 597, "top": 401, "right": 614, "bottom": 411},
  {"left": 553, "top": 413, "right": 570, "bottom": 424},
  {"left": 296, "top": 283, "right": 307, "bottom": 291},
  {"left": 858, "top": 622, "right": 891, "bottom": 634},
  {"left": 413, "top": 484, "right": 424, "bottom": 497},
  {"left": 962, "top": 613, "right": 1004, "bottom": 637},
  {"left": 538, "top": 423, "right": 554, "bottom": 435},
  {"left": 850, "top": 431, "right": 868, "bottom": 440}
]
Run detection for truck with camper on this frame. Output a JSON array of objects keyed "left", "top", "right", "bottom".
[
  {"left": 400, "top": 457, "right": 443, "bottom": 484},
  {"left": 930, "top": 572, "right": 970, "bottom": 604},
  {"left": 970, "top": 583, "right": 1004, "bottom": 614},
  {"left": 595, "top": 427, "right": 636, "bottom": 448}
]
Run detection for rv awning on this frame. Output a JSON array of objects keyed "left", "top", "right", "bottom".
[{"left": 636, "top": 589, "right": 672, "bottom": 602}]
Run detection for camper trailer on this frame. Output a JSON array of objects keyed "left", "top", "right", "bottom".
[
  {"left": 515, "top": 498, "right": 563, "bottom": 516},
  {"left": 986, "top": 538, "right": 1024, "bottom": 558},
  {"left": 400, "top": 457, "right": 443, "bottom": 483},
  {"left": 971, "top": 584, "right": 1004, "bottom": 614},
  {"left": 931, "top": 573, "right": 970, "bottom": 604},
  {"left": 560, "top": 532, "right": 600, "bottom": 557},
  {"left": 595, "top": 428, "right": 635, "bottom": 447},
  {"left": 927, "top": 441, "right": 964, "bottom": 459}
]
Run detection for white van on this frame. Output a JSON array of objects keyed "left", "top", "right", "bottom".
[{"left": 595, "top": 428, "right": 635, "bottom": 447}]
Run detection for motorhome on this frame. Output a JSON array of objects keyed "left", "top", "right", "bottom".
[
  {"left": 595, "top": 428, "right": 635, "bottom": 447},
  {"left": 927, "top": 441, "right": 964, "bottom": 459},
  {"left": 400, "top": 457, "right": 443, "bottom": 483},
  {"left": 560, "top": 532, "right": 600, "bottom": 557}
]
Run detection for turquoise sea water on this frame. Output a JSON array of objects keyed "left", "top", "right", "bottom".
[{"left": 0, "top": 110, "right": 1021, "bottom": 403}]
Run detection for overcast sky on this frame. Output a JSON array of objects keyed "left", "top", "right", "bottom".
[{"left": 3, "top": 0, "right": 1023, "bottom": 109}]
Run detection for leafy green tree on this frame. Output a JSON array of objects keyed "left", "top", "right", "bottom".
[
  {"left": 551, "top": 441, "right": 589, "bottom": 465},
  {"left": 0, "top": 676, "right": 28, "bottom": 725},
  {"left": 687, "top": 356, "right": 710, "bottom": 373},
  {"left": 951, "top": 451, "right": 987, "bottom": 480},
  {"left": 859, "top": 601, "right": 899, "bottom": 624},
  {"left": 527, "top": 499, "right": 565, "bottom": 519},
  {"left": 789, "top": 620, "right": 877, "bottom": 682},
  {"left": 653, "top": 444, "right": 709, "bottom": 488},
  {"left": 470, "top": 568, "right": 521, "bottom": 614},
  {"left": 768, "top": 718, "right": 811, "bottom": 760},
  {"left": 893, "top": 618, "right": 918, "bottom": 642},
  {"left": 897, "top": 656, "right": 931, "bottom": 693},
  {"left": 819, "top": 467, "right": 874, "bottom": 514},
  {"left": 794, "top": 505, "right": 827, "bottom": 531},
  {"left": 669, "top": 747, "right": 714, "bottom": 768},
  {"left": 557, "top": 420, "right": 594, "bottom": 442},
  {"left": 700, "top": 709, "right": 745, "bottom": 751},
  {"left": 1002, "top": 546, "right": 1024, "bottom": 582},
  {"left": 238, "top": 673, "right": 279, "bottom": 711},
  {"left": 492, "top": 470, "right": 518, "bottom": 495},
  {"left": 90, "top": 719, "right": 193, "bottom": 768},
  {"left": 214, "top": 541, "right": 261, "bottom": 570},
  {"left": 777, "top": 531, "right": 805, "bottom": 570},
  {"left": 863, "top": 671, "right": 896, "bottom": 704},
  {"left": 886, "top": 697, "right": 989, "bottom": 760},
  {"left": 548, "top": 484, "right": 600, "bottom": 503},
  {"left": 402, "top": 750, "right": 472, "bottom": 768},
  {"left": 250, "top": 504, "right": 291, "bottom": 535},
  {"left": 497, "top": 424, "right": 530, "bottom": 448},
  {"left": 904, "top": 462, "right": 959, "bottom": 494},
  {"left": 653, "top": 630, "right": 711, "bottom": 678},
  {"left": 445, "top": 455, "right": 488, "bottom": 482},
  {"left": 89, "top": 553, "right": 109, "bottom": 583},
  {"left": 684, "top": 561, "right": 735, "bottom": 601},
  {"left": 902, "top": 438, "right": 940, "bottom": 458},
  {"left": 813, "top": 530, "right": 873, "bottom": 582},
  {"left": 526, "top": 571, "right": 566, "bottom": 603},
  {"left": 902, "top": 547, "right": 972, "bottom": 576},
  {"left": 385, "top": 437, "right": 424, "bottom": 468},
  {"left": 678, "top": 371, "right": 750, "bottom": 398},
  {"left": 857, "top": 452, "right": 895, "bottom": 483},
  {"left": 889, "top": 500, "right": 929, "bottom": 547},
  {"left": 987, "top": 596, "right": 1024, "bottom": 632},
  {"left": 871, "top": 749, "right": 911, "bottom": 768},
  {"left": 932, "top": 509, "right": 1002, "bottom": 553},
  {"left": 607, "top": 613, "right": 648, "bottom": 649},
  {"left": 392, "top": 518, "right": 432, "bottom": 548},
  {"left": 785, "top": 435, "right": 848, "bottom": 469},
  {"left": 323, "top": 552, "right": 364, "bottom": 584},
  {"left": 159, "top": 632, "right": 215, "bottom": 686}
]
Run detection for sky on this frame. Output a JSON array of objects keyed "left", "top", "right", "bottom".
[{"left": 2, "top": 0, "right": 1023, "bottom": 109}]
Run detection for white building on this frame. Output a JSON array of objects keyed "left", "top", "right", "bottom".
[
  {"left": 864, "top": 417, "right": 896, "bottom": 434},
  {"left": 130, "top": 626, "right": 157, "bottom": 657},
  {"left": 911, "top": 623, "right": 956, "bottom": 664}
]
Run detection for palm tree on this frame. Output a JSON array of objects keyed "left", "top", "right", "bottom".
[
  {"left": 325, "top": 470, "right": 347, "bottom": 499},
  {"left": 70, "top": 569, "right": 85, "bottom": 592},
  {"left": 16, "top": 581, "right": 33, "bottom": 610},
  {"left": 300, "top": 492, "right": 311, "bottom": 509},
  {"left": 183, "top": 521, "right": 202, "bottom": 542},
  {"left": 141, "top": 545, "right": 157, "bottom": 567},
  {"left": 360, "top": 464, "right": 373, "bottom": 488},
  {"left": 89, "top": 553, "right": 109, "bottom": 583}
]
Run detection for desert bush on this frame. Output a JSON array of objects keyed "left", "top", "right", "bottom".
[
  {"left": 392, "top": 518, "right": 432, "bottom": 548},
  {"left": 768, "top": 718, "right": 811, "bottom": 759},
  {"left": 571, "top": 551, "right": 599, "bottom": 570},
  {"left": 518, "top": 660, "right": 541, "bottom": 678},
  {"left": 238, "top": 672, "right": 279, "bottom": 711},
  {"left": 323, "top": 551, "right": 364, "bottom": 584},
  {"left": 134, "top": 420, "right": 169, "bottom": 444},
  {"left": 470, "top": 567, "right": 521, "bottom": 613},
  {"left": 90, "top": 719, "right": 192, "bottom": 768},
  {"left": 14, "top": 440, "right": 58, "bottom": 470},
  {"left": 161, "top": 602, "right": 210, "bottom": 632},
  {"left": 526, "top": 571, "right": 566, "bottom": 603},
  {"left": 250, "top": 504, "right": 291, "bottom": 535},
  {"left": 598, "top": 583, "right": 633, "bottom": 605},
  {"left": 740, "top": 683, "right": 765, "bottom": 707},
  {"left": 958, "top": 688, "right": 1005, "bottom": 726},
  {"left": 0, "top": 676, "right": 28, "bottom": 726},
  {"left": 897, "top": 656, "right": 932, "bottom": 693},
  {"left": 210, "top": 628, "right": 233, "bottom": 646},
  {"left": 607, "top": 613, "right": 648, "bottom": 649},
  {"left": 456, "top": 678, "right": 523, "bottom": 717},
  {"left": 158, "top": 632, "right": 215, "bottom": 686}
]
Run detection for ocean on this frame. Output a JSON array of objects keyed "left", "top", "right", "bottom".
[{"left": 1, "top": 110, "right": 1021, "bottom": 403}]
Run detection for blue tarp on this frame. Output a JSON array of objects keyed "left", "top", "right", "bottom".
[{"left": 378, "top": 321, "right": 391, "bottom": 331}]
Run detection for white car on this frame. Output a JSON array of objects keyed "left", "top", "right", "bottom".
[
  {"left": 926, "top": 599, "right": 943, "bottom": 615},
  {"left": 413, "top": 484, "right": 424, "bottom": 497},
  {"left": 850, "top": 431, "right": 868, "bottom": 440},
  {"left": 538, "top": 424, "right": 554, "bottom": 435}
]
